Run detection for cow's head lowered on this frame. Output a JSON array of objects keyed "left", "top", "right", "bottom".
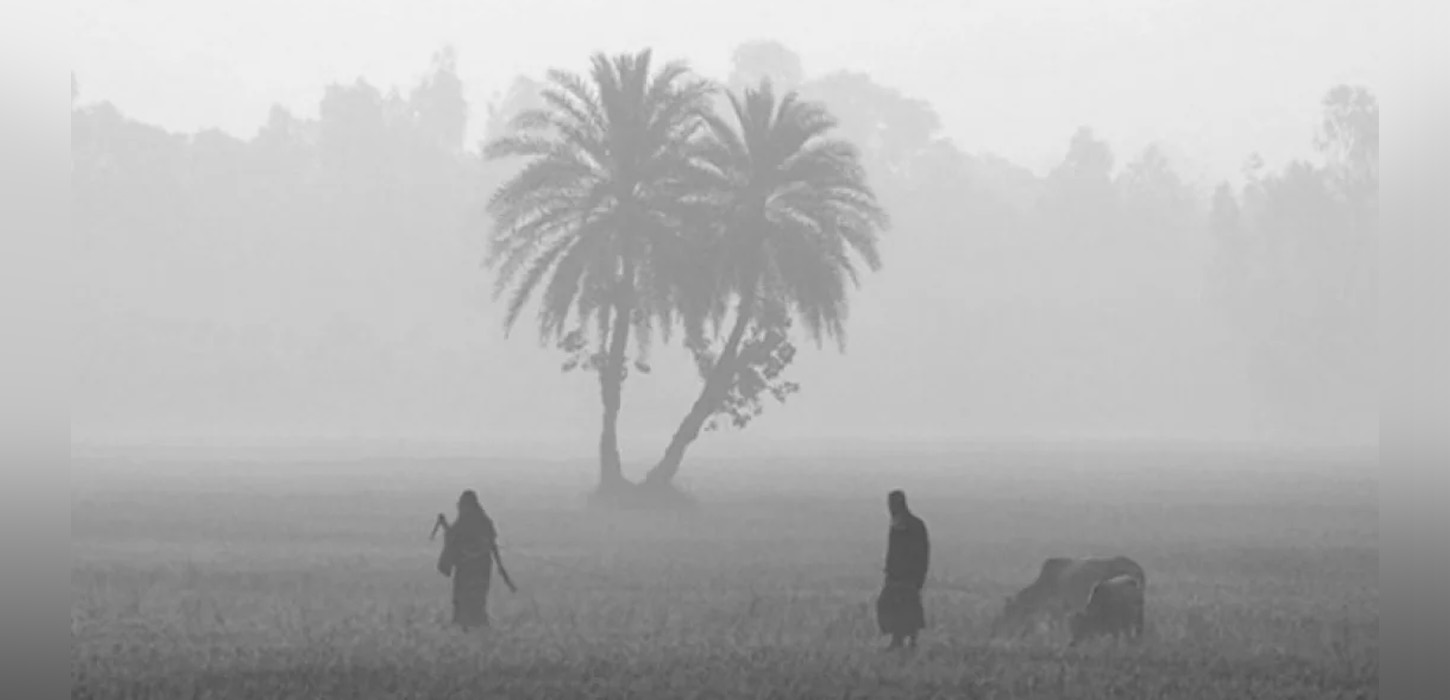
[{"left": 989, "top": 592, "right": 1037, "bottom": 638}]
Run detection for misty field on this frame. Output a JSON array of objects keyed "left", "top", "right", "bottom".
[{"left": 72, "top": 445, "right": 1378, "bottom": 699}]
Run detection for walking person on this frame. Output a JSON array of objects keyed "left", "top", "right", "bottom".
[
  {"left": 876, "top": 489, "right": 930, "bottom": 650},
  {"left": 436, "top": 490, "right": 502, "bottom": 631}
]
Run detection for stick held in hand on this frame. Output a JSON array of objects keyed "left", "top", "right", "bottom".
[{"left": 493, "top": 544, "right": 518, "bottom": 593}]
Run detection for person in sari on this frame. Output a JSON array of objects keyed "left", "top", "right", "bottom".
[
  {"left": 876, "top": 489, "right": 930, "bottom": 649},
  {"left": 437, "top": 489, "right": 500, "bottom": 630}
]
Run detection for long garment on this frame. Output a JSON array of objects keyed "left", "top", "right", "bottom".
[
  {"left": 437, "top": 512, "right": 497, "bottom": 629},
  {"left": 876, "top": 511, "right": 930, "bottom": 637}
]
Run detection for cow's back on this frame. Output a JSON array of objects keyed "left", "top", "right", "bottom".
[
  {"left": 1054, "top": 556, "right": 1146, "bottom": 609},
  {"left": 995, "top": 554, "right": 1149, "bottom": 638}
]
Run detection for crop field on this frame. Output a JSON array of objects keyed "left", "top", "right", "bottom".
[{"left": 72, "top": 444, "right": 1378, "bottom": 699}]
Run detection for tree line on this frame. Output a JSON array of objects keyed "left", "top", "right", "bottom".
[{"left": 71, "top": 41, "right": 1377, "bottom": 500}]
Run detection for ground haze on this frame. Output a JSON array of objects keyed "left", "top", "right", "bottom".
[{"left": 72, "top": 443, "right": 1377, "bottom": 699}]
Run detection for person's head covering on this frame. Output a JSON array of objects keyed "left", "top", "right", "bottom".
[
  {"left": 888, "top": 489, "right": 908, "bottom": 517},
  {"left": 458, "top": 489, "right": 483, "bottom": 514},
  {"left": 454, "top": 490, "right": 491, "bottom": 536}
]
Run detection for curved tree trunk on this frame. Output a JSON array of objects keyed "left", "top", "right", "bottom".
[
  {"left": 642, "top": 294, "right": 754, "bottom": 489},
  {"left": 597, "top": 283, "right": 634, "bottom": 493}
]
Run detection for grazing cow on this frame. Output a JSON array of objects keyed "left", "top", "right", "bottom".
[
  {"left": 990, "top": 555, "right": 1146, "bottom": 639},
  {"left": 1069, "top": 574, "right": 1145, "bottom": 645}
]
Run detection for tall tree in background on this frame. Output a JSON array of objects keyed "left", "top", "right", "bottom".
[
  {"left": 410, "top": 47, "right": 469, "bottom": 155},
  {"left": 1316, "top": 85, "right": 1378, "bottom": 207},
  {"left": 1209, "top": 85, "right": 1377, "bottom": 441},
  {"left": 484, "top": 76, "right": 547, "bottom": 146},
  {"left": 798, "top": 71, "right": 942, "bottom": 185},
  {"left": 640, "top": 80, "right": 887, "bottom": 492},
  {"left": 482, "top": 50, "right": 715, "bottom": 495},
  {"left": 1040, "top": 127, "right": 1120, "bottom": 237},
  {"left": 1207, "top": 181, "right": 1247, "bottom": 305},
  {"left": 727, "top": 40, "right": 805, "bottom": 94},
  {"left": 1116, "top": 144, "right": 1198, "bottom": 237}
]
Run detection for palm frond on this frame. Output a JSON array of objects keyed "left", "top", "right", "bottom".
[
  {"left": 482, "top": 48, "right": 718, "bottom": 352},
  {"left": 687, "top": 79, "right": 888, "bottom": 350},
  {"left": 502, "top": 234, "right": 577, "bottom": 337},
  {"left": 537, "top": 219, "right": 615, "bottom": 340}
]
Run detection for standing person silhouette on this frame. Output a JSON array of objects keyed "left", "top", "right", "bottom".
[
  {"left": 436, "top": 490, "right": 499, "bottom": 631},
  {"left": 876, "top": 489, "right": 930, "bottom": 650}
]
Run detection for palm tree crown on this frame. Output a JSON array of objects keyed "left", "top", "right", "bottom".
[
  {"left": 637, "top": 80, "right": 888, "bottom": 489},
  {"left": 687, "top": 80, "right": 887, "bottom": 350},
  {"left": 483, "top": 49, "right": 716, "bottom": 354}
]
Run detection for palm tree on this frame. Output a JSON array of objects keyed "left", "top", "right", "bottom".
[
  {"left": 641, "top": 80, "right": 888, "bottom": 490},
  {"left": 483, "top": 50, "right": 715, "bottom": 494}
]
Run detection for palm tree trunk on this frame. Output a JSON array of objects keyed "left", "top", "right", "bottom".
[
  {"left": 643, "top": 294, "right": 755, "bottom": 489},
  {"left": 597, "top": 287, "right": 633, "bottom": 493}
]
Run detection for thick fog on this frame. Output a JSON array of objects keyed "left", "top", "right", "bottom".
[{"left": 72, "top": 0, "right": 1379, "bottom": 455}]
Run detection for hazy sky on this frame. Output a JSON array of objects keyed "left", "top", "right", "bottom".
[{"left": 75, "top": 0, "right": 1377, "bottom": 183}]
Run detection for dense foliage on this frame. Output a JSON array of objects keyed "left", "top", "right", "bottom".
[{"left": 72, "top": 43, "right": 1377, "bottom": 489}]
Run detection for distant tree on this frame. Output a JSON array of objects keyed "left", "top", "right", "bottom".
[
  {"left": 73, "top": 49, "right": 490, "bottom": 439},
  {"left": 1207, "top": 180, "right": 1254, "bottom": 335},
  {"left": 640, "top": 80, "right": 887, "bottom": 492},
  {"left": 727, "top": 40, "right": 805, "bottom": 94},
  {"left": 410, "top": 47, "right": 469, "bottom": 155},
  {"left": 798, "top": 71, "right": 942, "bottom": 184},
  {"left": 1208, "top": 182, "right": 1240, "bottom": 236},
  {"left": 482, "top": 49, "right": 716, "bottom": 495},
  {"left": 484, "top": 76, "right": 547, "bottom": 146},
  {"left": 184, "top": 129, "right": 248, "bottom": 229},
  {"left": 1209, "top": 85, "right": 1378, "bottom": 441},
  {"left": 252, "top": 105, "right": 317, "bottom": 192},
  {"left": 1314, "top": 83, "right": 1377, "bottom": 314},
  {"left": 1116, "top": 144, "right": 1197, "bottom": 236},
  {"left": 1040, "top": 127, "right": 1119, "bottom": 235},
  {"left": 1316, "top": 85, "right": 1379, "bottom": 205},
  {"left": 1059, "top": 127, "right": 1115, "bottom": 177},
  {"left": 317, "top": 79, "right": 393, "bottom": 186}
]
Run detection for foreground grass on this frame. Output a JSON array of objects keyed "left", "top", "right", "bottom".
[
  {"left": 72, "top": 448, "right": 1378, "bottom": 699},
  {"left": 74, "top": 636, "right": 1375, "bottom": 699}
]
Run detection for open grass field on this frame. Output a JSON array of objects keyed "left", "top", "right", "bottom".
[{"left": 72, "top": 444, "right": 1378, "bottom": 699}]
